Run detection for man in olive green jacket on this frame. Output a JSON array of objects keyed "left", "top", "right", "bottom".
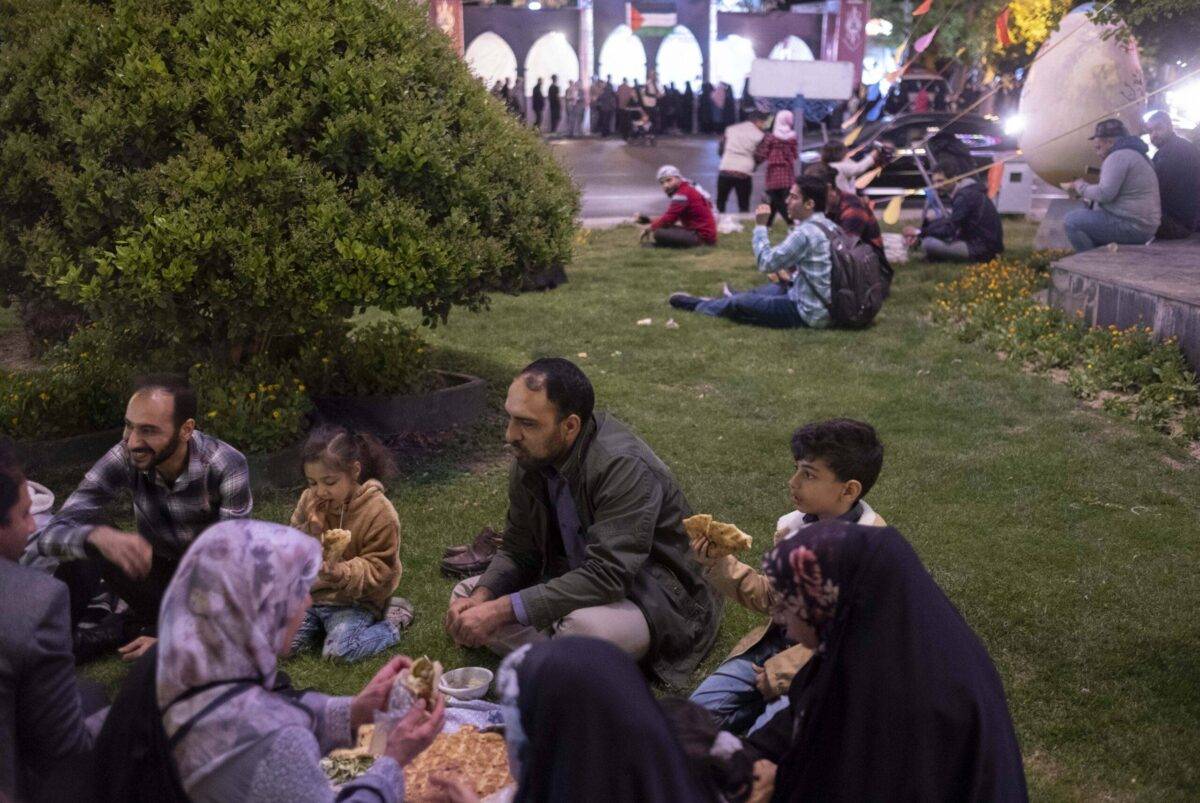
[{"left": 444, "top": 358, "right": 720, "bottom": 686}]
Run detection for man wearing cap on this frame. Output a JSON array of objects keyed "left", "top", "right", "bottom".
[
  {"left": 639, "top": 165, "right": 718, "bottom": 248},
  {"left": 1146, "top": 111, "right": 1200, "bottom": 240},
  {"left": 1063, "top": 119, "right": 1161, "bottom": 252}
]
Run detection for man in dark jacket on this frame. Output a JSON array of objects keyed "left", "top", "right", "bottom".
[
  {"left": 1147, "top": 111, "right": 1200, "bottom": 239},
  {"left": 531, "top": 77, "right": 545, "bottom": 131},
  {"left": 904, "top": 152, "right": 1003, "bottom": 262},
  {"left": 1, "top": 440, "right": 103, "bottom": 802},
  {"left": 548, "top": 74, "right": 562, "bottom": 133},
  {"left": 445, "top": 359, "right": 720, "bottom": 686}
]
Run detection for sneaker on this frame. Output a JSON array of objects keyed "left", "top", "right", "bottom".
[
  {"left": 384, "top": 597, "right": 415, "bottom": 631},
  {"left": 668, "top": 292, "right": 706, "bottom": 312}
]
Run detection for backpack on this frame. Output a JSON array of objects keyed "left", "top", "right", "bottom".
[{"left": 803, "top": 222, "right": 893, "bottom": 329}]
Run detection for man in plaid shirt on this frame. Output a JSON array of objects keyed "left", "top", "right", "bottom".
[
  {"left": 668, "top": 175, "right": 834, "bottom": 329},
  {"left": 40, "top": 375, "right": 252, "bottom": 661}
]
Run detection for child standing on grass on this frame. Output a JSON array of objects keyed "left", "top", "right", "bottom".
[
  {"left": 289, "top": 426, "right": 412, "bottom": 662},
  {"left": 689, "top": 419, "right": 886, "bottom": 734}
]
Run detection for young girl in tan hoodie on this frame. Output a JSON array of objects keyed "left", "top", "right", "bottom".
[{"left": 288, "top": 426, "right": 412, "bottom": 662}]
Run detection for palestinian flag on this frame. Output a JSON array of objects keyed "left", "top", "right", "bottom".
[{"left": 628, "top": 3, "right": 676, "bottom": 37}]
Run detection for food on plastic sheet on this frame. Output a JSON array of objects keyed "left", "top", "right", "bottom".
[{"left": 404, "top": 726, "right": 513, "bottom": 802}]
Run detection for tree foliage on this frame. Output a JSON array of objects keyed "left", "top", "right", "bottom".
[{"left": 0, "top": 0, "right": 579, "bottom": 366}]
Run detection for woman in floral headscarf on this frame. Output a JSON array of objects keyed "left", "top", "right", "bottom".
[
  {"left": 748, "top": 521, "right": 1028, "bottom": 802},
  {"left": 156, "top": 520, "right": 443, "bottom": 802}
]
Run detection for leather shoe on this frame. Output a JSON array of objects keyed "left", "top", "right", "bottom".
[{"left": 440, "top": 526, "right": 503, "bottom": 578}]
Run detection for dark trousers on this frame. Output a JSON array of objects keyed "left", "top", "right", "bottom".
[
  {"left": 652, "top": 227, "right": 704, "bottom": 248},
  {"left": 533, "top": 105, "right": 544, "bottom": 129},
  {"left": 56, "top": 547, "right": 180, "bottom": 632},
  {"left": 717, "top": 173, "right": 753, "bottom": 213},
  {"left": 549, "top": 103, "right": 561, "bottom": 132},
  {"left": 766, "top": 188, "right": 793, "bottom": 227}
]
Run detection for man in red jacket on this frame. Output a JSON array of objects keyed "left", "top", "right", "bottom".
[{"left": 640, "top": 165, "right": 718, "bottom": 248}]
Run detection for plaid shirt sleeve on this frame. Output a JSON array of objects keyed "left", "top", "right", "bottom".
[
  {"left": 215, "top": 445, "right": 253, "bottom": 521},
  {"left": 838, "top": 202, "right": 872, "bottom": 239},
  {"left": 38, "top": 445, "right": 129, "bottom": 560},
  {"left": 752, "top": 224, "right": 813, "bottom": 275}
]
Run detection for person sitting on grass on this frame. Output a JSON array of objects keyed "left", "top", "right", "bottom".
[
  {"left": 444, "top": 358, "right": 720, "bottom": 688},
  {"left": 903, "top": 147, "right": 1004, "bottom": 263},
  {"left": 639, "top": 164, "right": 717, "bottom": 248},
  {"left": 1062, "top": 119, "right": 1161, "bottom": 253},
  {"left": 742, "top": 521, "right": 1028, "bottom": 801},
  {"left": 0, "top": 438, "right": 107, "bottom": 803},
  {"left": 825, "top": 176, "right": 884, "bottom": 252},
  {"left": 288, "top": 426, "right": 413, "bottom": 663},
  {"left": 668, "top": 175, "right": 833, "bottom": 330},
  {"left": 688, "top": 419, "right": 886, "bottom": 737},
  {"left": 37, "top": 374, "right": 252, "bottom": 664},
  {"left": 157, "top": 520, "right": 443, "bottom": 802}
]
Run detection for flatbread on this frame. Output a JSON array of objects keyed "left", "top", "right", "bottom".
[
  {"left": 404, "top": 726, "right": 513, "bottom": 802},
  {"left": 684, "top": 514, "right": 753, "bottom": 556},
  {"left": 322, "top": 528, "right": 352, "bottom": 563},
  {"left": 329, "top": 724, "right": 375, "bottom": 760},
  {"left": 402, "top": 656, "right": 443, "bottom": 705}
]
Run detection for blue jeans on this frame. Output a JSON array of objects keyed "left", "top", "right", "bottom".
[
  {"left": 292, "top": 603, "right": 400, "bottom": 663},
  {"left": 695, "top": 282, "right": 807, "bottom": 329},
  {"left": 690, "top": 634, "right": 791, "bottom": 736},
  {"left": 1064, "top": 207, "right": 1156, "bottom": 252}
]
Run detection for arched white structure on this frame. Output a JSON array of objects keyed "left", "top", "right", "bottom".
[
  {"left": 655, "top": 26, "right": 704, "bottom": 90},
  {"left": 524, "top": 32, "right": 580, "bottom": 95},
  {"left": 465, "top": 32, "right": 518, "bottom": 88},
  {"left": 598, "top": 24, "right": 647, "bottom": 86},
  {"left": 712, "top": 35, "right": 756, "bottom": 96},
  {"left": 769, "top": 35, "right": 815, "bottom": 62}
]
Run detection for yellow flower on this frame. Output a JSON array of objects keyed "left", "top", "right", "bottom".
[
  {"left": 272, "top": 409, "right": 282, "bottom": 419},
  {"left": 249, "top": 392, "right": 257, "bottom": 400},
  {"left": 297, "top": 384, "right": 306, "bottom": 392},
  {"left": 38, "top": 392, "right": 49, "bottom": 402},
  {"left": 207, "top": 410, "right": 217, "bottom": 419}
]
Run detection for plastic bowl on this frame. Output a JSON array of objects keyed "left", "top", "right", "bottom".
[{"left": 438, "top": 666, "right": 494, "bottom": 700}]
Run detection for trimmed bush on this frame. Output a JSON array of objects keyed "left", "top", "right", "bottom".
[{"left": 0, "top": 0, "right": 579, "bottom": 364}]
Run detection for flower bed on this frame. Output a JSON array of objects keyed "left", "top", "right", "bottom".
[{"left": 932, "top": 253, "right": 1200, "bottom": 445}]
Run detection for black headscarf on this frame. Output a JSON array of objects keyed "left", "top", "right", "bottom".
[
  {"left": 513, "top": 637, "right": 711, "bottom": 803},
  {"left": 761, "top": 522, "right": 1028, "bottom": 802}
]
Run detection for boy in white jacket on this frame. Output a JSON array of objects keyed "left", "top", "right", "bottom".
[{"left": 689, "top": 419, "right": 887, "bottom": 735}]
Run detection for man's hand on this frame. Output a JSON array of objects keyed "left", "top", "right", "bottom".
[
  {"left": 448, "top": 597, "right": 514, "bottom": 648},
  {"left": 753, "top": 664, "right": 779, "bottom": 700},
  {"left": 351, "top": 655, "right": 412, "bottom": 731},
  {"left": 443, "top": 586, "right": 494, "bottom": 634},
  {"left": 118, "top": 635, "right": 156, "bottom": 663},
  {"left": 767, "top": 270, "right": 793, "bottom": 284},
  {"left": 639, "top": 225, "right": 653, "bottom": 243},
  {"left": 1071, "top": 179, "right": 1090, "bottom": 197},
  {"left": 383, "top": 696, "right": 446, "bottom": 767},
  {"left": 88, "top": 526, "right": 152, "bottom": 580},
  {"left": 902, "top": 225, "right": 921, "bottom": 248},
  {"left": 755, "top": 203, "right": 772, "bottom": 226}
]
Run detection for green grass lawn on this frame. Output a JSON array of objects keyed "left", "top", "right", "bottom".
[{"left": 82, "top": 220, "right": 1199, "bottom": 800}]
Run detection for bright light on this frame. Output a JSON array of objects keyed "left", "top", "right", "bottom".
[
  {"left": 528, "top": 1, "right": 542, "bottom": 9},
  {"left": 1166, "top": 80, "right": 1200, "bottom": 129},
  {"left": 1003, "top": 114, "right": 1026, "bottom": 136},
  {"left": 866, "top": 18, "right": 893, "bottom": 37}
]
